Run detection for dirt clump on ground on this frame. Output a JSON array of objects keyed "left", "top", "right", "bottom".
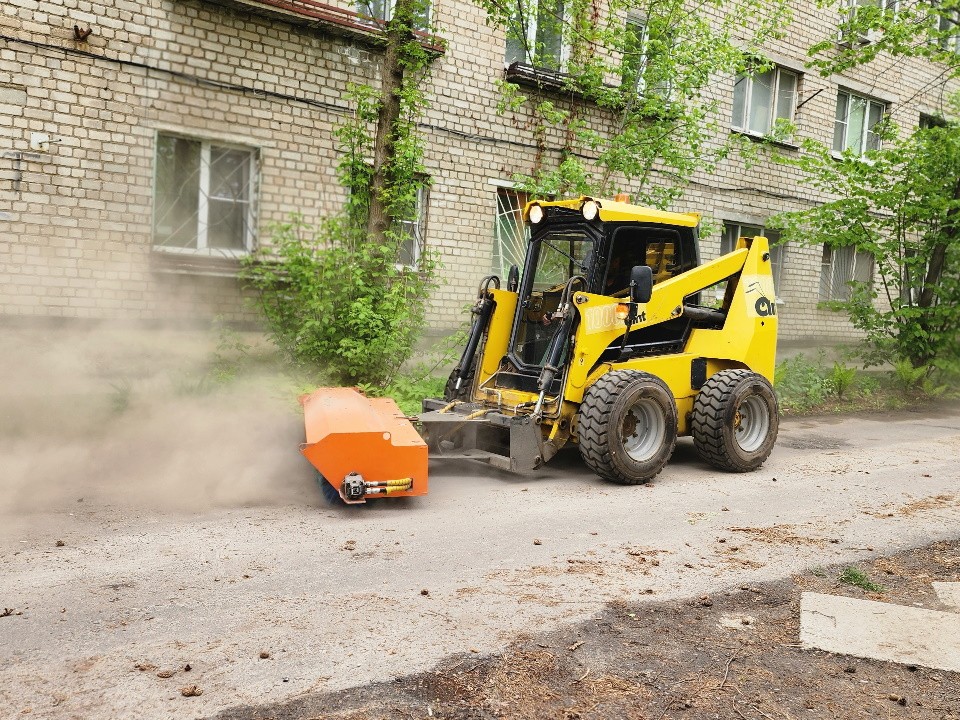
[{"left": 211, "top": 540, "right": 960, "bottom": 720}]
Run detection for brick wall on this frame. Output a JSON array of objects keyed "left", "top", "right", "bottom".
[{"left": 0, "top": 0, "right": 954, "bottom": 344}]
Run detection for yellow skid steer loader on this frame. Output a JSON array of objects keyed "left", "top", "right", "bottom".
[{"left": 301, "top": 196, "right": 779, "bottom": 503}]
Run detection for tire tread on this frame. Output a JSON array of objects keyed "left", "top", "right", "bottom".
[
  {"left": 691, "top": 369, "right": 777, "bottom": 472},
  {"left": 578, "top": 370, "right": 676, "bottom": 485}
]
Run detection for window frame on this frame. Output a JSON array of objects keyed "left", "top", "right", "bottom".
[
  {"left": 152, "top": 132, "right": 258, "bottom": 258},
  {"left": 721, "top": 222, "right": 786, "bottom": 301},
  {"left": 936, "top": 6, "right": 960, "bottom": 53},
  {"left": 493, "top": 186, "right": 532, "bottom": 277},
  {"left": 504, "top": 0, "right": 570, "bottom": 71},
  {"left": 919, "top": 112, "right": 947, "bottom": 129},
  {"left": 841, "top": 0, "right": 898, "bottom": 44},
  {"left": 833, "top": 90, "right": 886, "bottom": 156},
  {"left": 819, "top": 244, "right": 875, "bottom": 302},
  {"left": 731, "top": 65, "right": 799, "bottom": 137},
  {"left": 396, "top": 182, "right": 430, "bottom": 270},
  {"left": 355, "top": 0, "right": 431, "bottom": 28},
  {"left": 622, "top": 16, "right": 650, "bottom": 94}
]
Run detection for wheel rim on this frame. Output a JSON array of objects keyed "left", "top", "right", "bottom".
[
  {"left": 734, "top": 395, "right": 770, "bottom": 452},
  {"left": 621, "top": 397, "right": 665, "bottom": 461}
]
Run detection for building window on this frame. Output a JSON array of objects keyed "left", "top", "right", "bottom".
[
  {"left": 919, "top": 113, "right": 947, "bottom": 129},
  {"left": 622, "top": 17, "right": 648, "bottom": 93},
  {"left": 493, "top": 187, "right": 530, "bottom": 277},
  {"left": 153, "top": 133, "right": 257, "bottom": 255},
  {"left": 732, "top": 66, "right": 798, "bottom": 136},
  {"left": 842, "top": 0, "right": 898, "bottom": 42},
  {"left": 722, "top": 223, "right": 785, "bottom": 298},
  {"left": 397, "top": 184, "right": 429, "bottom": 268},
  {"left": 820, "top": 245, "right": 874, "bottom": 301},
  {"left": 504, "top": 0, "right": 568, "bottom": 70},
  {"left": 833, "top": 91, "right": 885, "bottom": 155},
  {"left": 355, "top": 0, "right": 430, "bottom": 27},
  {"left": 937, "top": 8, "right": 960, "bottom": 53}
]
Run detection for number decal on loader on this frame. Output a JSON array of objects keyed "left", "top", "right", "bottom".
[{"left": 583, "top": 303, "right": 647, "bottom": 334}]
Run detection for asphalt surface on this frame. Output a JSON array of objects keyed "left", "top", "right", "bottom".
[{"left": 2, "top": 405, "right": 959, "bottom": 719}]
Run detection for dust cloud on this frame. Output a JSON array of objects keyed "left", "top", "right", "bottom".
[{"left": 0, "top": 324, "right": 318, "bottom": 522}]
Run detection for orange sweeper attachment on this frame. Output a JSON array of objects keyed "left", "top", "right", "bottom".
[{"left": 299, "top": 387, "right": 428, "bottom": 504}]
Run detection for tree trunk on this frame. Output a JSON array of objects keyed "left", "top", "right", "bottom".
[
  {"left": 366, "top": 0, "right": 418, "bottom": 246},
  {"left": 917, "top": 178, "right": 959, "bottom": 309},
  {"left": 908, "top": 178, "right": 959, "bottom": 367}
]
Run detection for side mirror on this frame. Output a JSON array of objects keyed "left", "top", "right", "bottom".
[
  {"left": 630, "top": 265, "right": 653, "bottom": 304},
  {"left": 507, "top": 264, "right": 520, "bottom": 292}
]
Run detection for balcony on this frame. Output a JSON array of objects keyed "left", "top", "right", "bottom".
[{"left": 205, "top": 0, "right": 443, "bottom": 52}]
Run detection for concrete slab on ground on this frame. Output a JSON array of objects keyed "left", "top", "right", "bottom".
[
  {"left": 934, "top": 582, "right": 960, "bottom": 611},
  {"left": 800, "top": 591, "right": 960, "bottom": 673}
]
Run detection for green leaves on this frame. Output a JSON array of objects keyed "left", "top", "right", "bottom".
[
  {"left": 808, "top": 0, "right": 960, "bottom": 79},
  {"left": 477, "top": 0, "right": 792, "bottom": 205},
  {"left": 240, "top": 0, "right": 439, "bottom": 387},
  {"left": 240, "top": 217, "right": 437, "bottom": 386},
  {"left": 773, "top": 122, "right": 960, "bottom": 370}
]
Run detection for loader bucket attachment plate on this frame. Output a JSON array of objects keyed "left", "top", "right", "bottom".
[
  {"left": 300, "top": 387, "right": 428, "bottom": 503},
  {"left": 419, "top": 398, "right": 555, "bottom": 473}
]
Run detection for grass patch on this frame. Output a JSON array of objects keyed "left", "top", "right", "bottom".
[
  {"left": 774, "top": 351, "right": 960, "bottom": 416},
  {"left": 839, "top": 567, "right": 885, "bottom": 593}
]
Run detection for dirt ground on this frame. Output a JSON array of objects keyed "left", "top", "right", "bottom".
[
  {"left": 3, "top": 328, "right": 959, "bottom": 720},
  {"left": 213, "top": 540, "right": 960, "bottom": 720}
]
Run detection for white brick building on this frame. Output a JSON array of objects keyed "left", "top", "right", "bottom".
[{"left": 1, "top": 0, "right": 955, "bottom": 344}]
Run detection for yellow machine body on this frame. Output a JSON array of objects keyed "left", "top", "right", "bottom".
[
  {"left": 420, "top": 195, "right": 779, "bottom": 477},
  {"left": 470, "top": 238, "right": 777, "bottom": 436}
]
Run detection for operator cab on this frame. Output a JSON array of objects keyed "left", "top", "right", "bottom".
[{"left": 496, "top": 196, "right": 703, "bottom": 394}]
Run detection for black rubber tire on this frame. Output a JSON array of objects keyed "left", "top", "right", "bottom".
[
  {"left": 577, "top": 370, "right": 678, "bottom": 485},
  {"left": 443, "top": 360, "right": 476, "bottom": 402},
  {"left": 691, "top": 369, "right": 779, "bottom": 472}
]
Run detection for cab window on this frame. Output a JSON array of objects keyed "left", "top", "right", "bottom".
[{"left": 603, "top": 226, "right": 685, "bottom": 297}]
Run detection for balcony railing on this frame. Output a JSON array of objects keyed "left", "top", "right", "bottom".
[{"left": 206, "top": 0, "right": 443, "bottom": 52}]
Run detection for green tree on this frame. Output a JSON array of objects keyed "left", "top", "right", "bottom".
[
  {"left": 241, "top": 0, "right": 438, "bottom": 386},
  {"left": 807, "top": 0, "right": 960, "bottom": 88},
  {"left": 473, "top": 0, "right": 791, "bottom": 206},
  {"left": 769, "top": 1, "right": 960, "bottom": 370},
  {"left": 775, "top": 122, "right": 960, "bottom": 369}
]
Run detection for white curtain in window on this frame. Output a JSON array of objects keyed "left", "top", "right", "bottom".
[{"left": 748, "top": 70, "right": 775, "bottom": 134}]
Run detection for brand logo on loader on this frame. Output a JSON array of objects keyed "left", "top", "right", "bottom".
[{"left": 744, "top": 276, "right": 777, "bottom": 318}]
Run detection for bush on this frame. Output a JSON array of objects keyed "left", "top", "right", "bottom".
[
  {"left": 774, "top": 353, "right": 830, "bottom": 411},
  {"left": 240, "top": 216, "right": 435, "bottom": 386},
  {"left": 825, "top": 362, "right": 857, "bottom": 400},
  {"left": 891, "top": 358, "right": 928, "bottom": 392},
  {"left": 365, "top": 367, "right": 448, "bottom": 416}
]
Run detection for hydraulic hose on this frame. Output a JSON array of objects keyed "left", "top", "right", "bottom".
[
  {"left": 452, "top": 276, "right": 499, "bottom": 392},
  {"left": 532, "top": 275, "right": 585, "bottom": 417}
]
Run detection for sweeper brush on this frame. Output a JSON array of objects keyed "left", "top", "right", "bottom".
[{"left": 299, "top": 387, "right": 427, "bottom": 503}]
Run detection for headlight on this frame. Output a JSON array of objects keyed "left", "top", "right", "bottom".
[
  {"left": 581, "top": 199, "right": 599, "bottom": 221},
  {"left": 528, "top": 204, "right": 544, "bottom": 224}
]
